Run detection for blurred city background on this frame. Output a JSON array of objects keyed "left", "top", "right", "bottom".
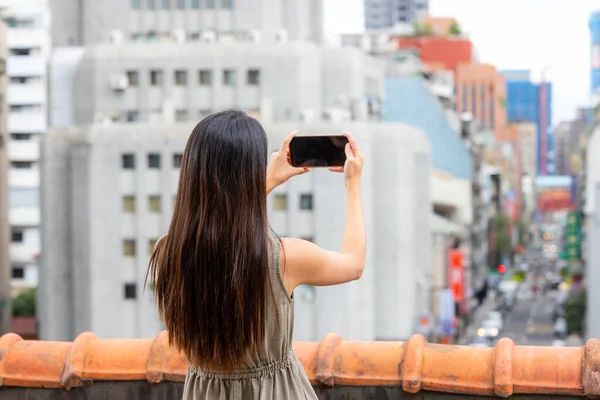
[{"left": 0, "top": 0, "right": 599, "bottom": 350}]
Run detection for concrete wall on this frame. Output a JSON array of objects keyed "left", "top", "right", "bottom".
[
  {"left": 39, "top": 121, "right": 430, "bottom": 341},
  {"left": 50, "top": 0, "right": 324, "bottom": 46}
]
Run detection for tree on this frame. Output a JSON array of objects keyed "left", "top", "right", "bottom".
[
  {"left": 412, "top": 21, "right": 435, "bottom": 37},
  {"left": 449, "top": 21, "right": 462, "bottom": 36},
  {"left": 12, "top": 288, "right": 36, "bottom": 317}
]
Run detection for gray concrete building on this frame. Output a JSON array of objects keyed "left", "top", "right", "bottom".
[
  {"left": 48, "top": 41, "right": 385, "bottom": 127},
  {"left": 364, "top": 0, "right": 429, "bottom": 30},
  {"left": 50, "top": 0, "right": 323, "bottom": 46},
  {"left": 39, "top": 121, "right": 431, "bottom": 342},
  {"left": 0, "top": 21, "right": 10, "bottom": 334}
]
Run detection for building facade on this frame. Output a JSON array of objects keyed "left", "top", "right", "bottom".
[
  {"left": 39, "top": 121, "right": 431, "bottom": 342},
  {"left": 50, "top": 0, "right": 324, "bottom": 46},
  {"left": 0, "top": 21, "right": 10, "bottom": 334},
  {"left": 590, "top": 10, "right": 600, "bottom": 103},
  {"left": 553, "top": 109, "right": 589, "bottom": 176},
  {"left": 395, "top": 35, "right": 473, "bottom": 73},
  {"left": 49, "top": 42, "right": 385, "bottom": 128},
  {"left": 364, "top": 0, "right": 428, "bottom": 30},
  {"left": 501, "top": 70, "right": 553, "bottom": 176},
  {"left": 3, "top": 0, "right": 52, "bottom": 292}
]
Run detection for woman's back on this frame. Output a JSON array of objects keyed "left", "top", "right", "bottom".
[{"left": 182, "top": 236, "right": 316, "bottom": 399}]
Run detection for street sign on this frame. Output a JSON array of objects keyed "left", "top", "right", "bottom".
[
  {"left": 448, "top": 249, "right": 464, "bottom": 302},
  {"left": 565, "top": 211, "right": 581, "bottom": 261}
]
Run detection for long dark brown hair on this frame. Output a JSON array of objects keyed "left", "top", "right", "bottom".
[{"left": 145, "top": 110, "right": 276, "bottom": 370}]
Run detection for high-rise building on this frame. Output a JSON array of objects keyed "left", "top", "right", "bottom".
[
  {"left": 364, "top": 0, "right": 428, "bottom": 30},
  {"left": 456, "top": 64, "right": 507, "bottom": 137},
  {"left": 0, "top": 20, "right": 10, "bottom": 335},
  {"left": 49, "top": 0, "right": 324, "bottom": 46},
  {"left": 553, "top": 109, "right": 589, "bottom": 176},
  {"left": 502, "top": 70, "right": 553, "bottom": 176},
  {"left": 2, "top": 0, "right": 52, "bottom": 293},
  {"left": 590, "top": 10, "right": 600, "bottom": 104}
]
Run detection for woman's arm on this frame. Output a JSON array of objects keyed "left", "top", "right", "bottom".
[{"left": 281, "top": 132, "right": 366, "bottom": 292}]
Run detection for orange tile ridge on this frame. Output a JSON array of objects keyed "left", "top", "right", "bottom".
[{"left": 1, "top": 332, "right": 599, "bottom": 397}]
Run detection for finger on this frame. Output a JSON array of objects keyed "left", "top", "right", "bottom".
[
  {"left": 280, "top": 131, "right": 298, "bottom": 152},
  {"left": 344, "top": 143, "right": 355, "bottom": 160},
  {"left": 328, "top": 167, "right": 344, "bottom": 173},
  {"left": 293, "top": 167, "right": 310, "bottom": 176},
  {"left": 343, "top": 132, "right": 361, "bottom": 157}
]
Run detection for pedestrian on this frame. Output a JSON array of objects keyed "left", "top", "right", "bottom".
[{"left": 145, "top": 110, "right": 366, "bottom": 400}]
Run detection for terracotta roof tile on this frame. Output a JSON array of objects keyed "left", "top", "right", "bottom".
[{"left": 1, "top": 332, "right": 599, "bottom": 397}]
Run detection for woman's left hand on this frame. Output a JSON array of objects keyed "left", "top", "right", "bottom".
[{"left": 267, "top": 131, "right": 309, "bottom": 193}]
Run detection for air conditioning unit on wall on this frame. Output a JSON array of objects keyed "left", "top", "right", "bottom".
[{"left": 109, "top": 74, "right": 129, "bottom": 92}]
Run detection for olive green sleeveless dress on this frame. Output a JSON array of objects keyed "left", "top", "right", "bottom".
[{"left": 182, "top": 237, "right": 318, "bottom": 399}]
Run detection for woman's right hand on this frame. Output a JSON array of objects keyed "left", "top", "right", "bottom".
[{"left": 330, "top": 132, "right": 363, "bottom": 187}]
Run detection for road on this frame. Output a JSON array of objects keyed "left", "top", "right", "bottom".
[
  {"left": 463, "top": 287, "right": 557, "bottom": 346},
  {"left": 498, "top": 290, "right": 556, "bottom": 345}
]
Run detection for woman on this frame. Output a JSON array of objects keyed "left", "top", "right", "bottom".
[{"left": 146, "top": 110, "right": 365, "bottom": 399}]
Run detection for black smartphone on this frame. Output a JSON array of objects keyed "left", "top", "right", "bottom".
[{"left": 289, "top": 135, "right": 348, "bottom": 167}]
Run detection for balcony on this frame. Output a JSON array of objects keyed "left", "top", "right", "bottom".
[
  {"left": 0, "top": 332, "right": 598, "bottom": 399},
  {"left": 7, "top": 83, "right": 45, "bottom": 105},
  {"left": 9, "top": 242, "right": 38, "bottom": 265},
  {"left": 9, "top": 207, "right": 39, "bottom": 227},
  {"left": 7, "top": 28, "right": 46, "bottom": 48},
  {"left": 8, "top": 139, "right": 39, "bottom": 161},
  {"left": 9, "top": 168, "right": 39, "bottom": 188},
  {"left": 8, "top": 111, "right": 46, "bottom": 133},
  {"left": 7, "top": 56, "right": 46, "bottom": 77}
]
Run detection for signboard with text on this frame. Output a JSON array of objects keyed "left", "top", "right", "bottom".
[{"left": 448, "top": 249, "right": 464, "bottom": 302}]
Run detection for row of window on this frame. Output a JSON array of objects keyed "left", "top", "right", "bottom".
[
  {"left": 122, "top": 195, "right": 169, "bottom": 213},
  {"left": 123, "top": 238, "right": 158, "bottom": 257},
  {"left": 272, "top": 193, "right": 313, "bottom": 211},
  {"left": 127, "top": 68, "right": 260, "bottom": 87},
  {"left": 122, "top": 153, "right": 182, "bottom": 169},
  {"left": 131, "top": 0, "right": 233, "bottom": 11}
]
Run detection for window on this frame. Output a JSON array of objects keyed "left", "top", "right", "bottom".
[
  {"left": 161, "top": 0, "right": 170, "bottom": 8},
  {"left": 221, "top": 0, "right": 233, "bottom": 7},
  {"left": 150, "top": 70, "right": 163, "bottom": 86},
  {"left": 122, "top": 196, "right": 136, "bottom": 213},
  {"left": 273, "top": 194, "right": 287, "bottom": 210},
  {"left": 177, "top": 0, "right": 187, "bottom": 8},
  {"left": 11, "top": 229, "right": 23, "bottom": 243},
  {"left": 11, "top": 161, "right": 34, "bottom": 169},
  {"left": 206, "top": 0, "right": 215, "bottom": 8},
  {"left": 148, "top": 153, "right": 161, "bottom": 168},
  {"left": 11, "top": 133, "right": 33, "bottom": 141},
  {"left": 123, "top": 240, "right": 136, "bottom": 257},
  {"left": 126, "top": 110, "right": 139, "bottom": 122},
  {"left": 199, "top": 70, "right": 212, "bottom": 85},
  {"left": 199, "top": 109, "right": 213, "bottom": 118},
  {"left": 175, "top": 70, "right": 187, "bottom": 85},
  {"left": 299, "top": 194, "right": 313, "bottom": 210},
  {"left": 148, "top": 239, "right": 158, "bottom": 256},
  {"left": 173, "top": 153, "right": 183, "bottom": 168},
  {"left": 247, "top": 69, "right": 260, "bottom": 85},
  {"left": 175, "top": 109, "right": 188, "bottom": 122},
  {"left": 148, "top": 195, "right": 162, "bottom": 212},
  {"left": 124, "top": 283, "right": 137, "bottom": 299},
  {"left": 192, "top": 0, "right": 200, "bottom": 8},
  {"left": 131, "top": 0, "right": 141, "bottom": 9},
  {"left": 11, "top": 267, "right": 25, "bottom": 279},
  {"left": 122, "top": 154, "right": 135, "bottom": 169},
  {"left": 126, "top": 71, "right": 139, "bottom": 86},
  {"left": 223, "top": 69, "right": 236, "bottom": 86},
  {"left": 147, "top": 0, "right": 156, "bottom": 8}
]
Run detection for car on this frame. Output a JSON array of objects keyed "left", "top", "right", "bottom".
[
  {"left": 477, "top": 320, "right": 500, "bottom": 339},
  {"left": 485, "top": 311, "right": 504, "bottom": 331}
]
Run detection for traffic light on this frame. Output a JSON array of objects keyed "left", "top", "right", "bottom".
[{"left": 497, "top": 264, "right": 506, "bottom": 274}]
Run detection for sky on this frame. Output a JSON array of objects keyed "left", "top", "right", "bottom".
[{"left": 324, "top": 0, "right": 599, "bottom": 125}]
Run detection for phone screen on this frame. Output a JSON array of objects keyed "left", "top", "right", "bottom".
[{"left": 289, "top": 135, "right": 348, "bottom": 167}]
